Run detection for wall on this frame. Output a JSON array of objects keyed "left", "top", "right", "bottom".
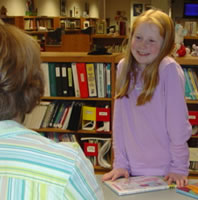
[
  {"left": 0, "top": 0, "right": 99, "bottom": 17},
  {"left": 0, "top": 0, "right": 26, "bottom": 16},
  {"left": 151, "top": 0, "right": 170, "bottom": 14},
  {"left": 171, "top": 0, "right": 184, "bottom": 19},
  {"left": 0, "top": 0, "right": 181, "bottom": 22}
]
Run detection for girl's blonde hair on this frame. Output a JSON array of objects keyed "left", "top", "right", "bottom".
[
  {"left": 0, "top": 23, "right": 44, "bottom": 120},
  {"left": 116, "top": 9, "right": 175, "bottom": 105}
]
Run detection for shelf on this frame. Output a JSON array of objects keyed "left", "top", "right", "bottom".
[
  {"left": 91, "top": 34, "right": 127, "bottom": 39},
  {"left": 41, "top": 52, "right": 121, "bottom": 63},
  {"left": 186, "top": 99, "right": 198, "bottom": 104},
  {"left": 184, "top": 35, "right": 198, "bottom": 40},
  {"left": 94, "top": 166, "right": 111, "bottom": 174},
  {"left": 41, "top": 96, "right": 113, "bottom": 101},
  {"left": 189, "top": 170, "right": 198, "bottom": 176},
  {"left": 175, "top": 55, "right": 198, "bottom": 65},
  {"left": 34, "top": 128, "right": 112, "bottom": 134}
]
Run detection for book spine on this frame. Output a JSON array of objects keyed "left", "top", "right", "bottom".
[
  {"left": 48, "top": 63, "right": 57, "bottom": 96},
  {"left": 41, "top": 102, "right": 56, "bottom": 128},
  {"left": 41, "top": 63, "right": 50, "bottom": 97},
  {"left": 72, "top": 62, "right": 80, "bottom": 97},
  {"left": 61, "top": 64, "right": 69, "bottom": 96},
  {"left": 86, "top": 63, "right": 97, "bottom": 97},
  {"left": 183, "top": 68, "right": 194, "bottom": 99},
  {"left": 55, "top": 64, "right": 63, "bottom": 96},
  {"left": 76, "top": 63, "right": 89, "bottom": 98},
  {"left": 96, "top": 63, "right": 105, "bottom": 98},
  {"left": 188, "top": 68, "right": 198, "bottom": 99},
  {"left": 67, "top": 63, "right": 75, "bottom": 97},
  {"left": 106, "top": 63, "right": 111, "bottom": 98}
]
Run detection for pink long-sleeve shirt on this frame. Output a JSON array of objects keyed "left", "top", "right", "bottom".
[{"left": 113, "top": 56, "right": 192, "bottom": 176}]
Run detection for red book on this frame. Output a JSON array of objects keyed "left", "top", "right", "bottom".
[
  {"left": 76, "top": 63, "right": 89, "bottom": 98},
  {"left": 83, "top": 142, "right": 98, "bottom": 157},
  {"left": 189, "top": 111, "right": 198, "bottom": 125}
]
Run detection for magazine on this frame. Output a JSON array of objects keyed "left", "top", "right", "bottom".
[
  {"left": 104, "top": 176, "right": 175, "bottom": 196},
  {"left": 176, "top": 182, "right": 198, "bottom": 199}
]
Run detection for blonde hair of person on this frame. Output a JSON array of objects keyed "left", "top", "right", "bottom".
[
  {"left": 0, "top": 23, "right": 44, "bottom": 121},
  {"left": 116, "top": 9, "right": 175, "bottom": 105}
]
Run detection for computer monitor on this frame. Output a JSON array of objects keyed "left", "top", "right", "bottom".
[{"left": 184, "top": 3, "right": 198, "bottom": 18}]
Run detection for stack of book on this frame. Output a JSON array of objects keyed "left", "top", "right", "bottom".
[
  {"left": 23, "top": 101, "right": 111, "bottom": 132},
  {"left": 41, "top": 62, "right": 111, "bottom": 98},
  {"left": 183, "top": 67, "right": 198, "bottom": 100},
  {"left": 81, "top": 137, "right": 112, "bottom": 168}
]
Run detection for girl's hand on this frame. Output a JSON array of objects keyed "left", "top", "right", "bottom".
[
  {"left": 102, "top": 168, "right": 129, "bottom": 182},
  {"left": 164, "top": 173, "right": 188, "bottom": 187}
]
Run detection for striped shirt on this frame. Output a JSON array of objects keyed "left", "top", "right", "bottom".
[{"left": 0, "top": 120, "right": 104, "bottom": 200}]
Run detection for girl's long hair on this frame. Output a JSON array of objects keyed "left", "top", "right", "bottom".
[{"left": 116, "top": 9, "right": 175, "bottom": 105}]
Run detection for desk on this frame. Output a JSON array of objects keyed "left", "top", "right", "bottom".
[{"left": 96, "top": 175, "right": 195, "bottom": 200}]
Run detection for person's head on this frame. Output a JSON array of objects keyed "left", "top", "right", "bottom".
[
  {"left": 0, "top": 23, "right": 44, "bottom": 121},
  {"left": 130, "top": 9, "right": 174, "bottom": 67},
  {"left": 117, "top": 9, "right": 175, "bottom": 105}
]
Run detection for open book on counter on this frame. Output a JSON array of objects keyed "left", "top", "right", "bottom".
[{"left": 104, "top": 176, "right": 176, "bottom": 196}]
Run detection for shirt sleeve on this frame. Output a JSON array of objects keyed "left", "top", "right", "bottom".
[
  {"left": 164, "top": 61, "right": 192, "bottom": 175},
  {"left": 63, "top": 143, "right": 104, "bottom": 200},
  {"left": 112, "top": 59, "right": 131, "bottom": 173}
]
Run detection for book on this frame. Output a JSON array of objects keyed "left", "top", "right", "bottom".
[
  {"left": 105, "top": 63, "right": 111, "bottom": 98},
  {"left": 96, "top": 63, "right": 105, "bottom": 98},
  {"left": 184, "top": 68, "right": 195, "bottom": 100},
  {"left": 76, "top": 63, "right": 89, "bottom": 98},
  {"left": 40, "top": 102, "right": 56, "bottom": 128},
  {"left": 67, "top": 63, "right": 75, "bottom": 96},
  {"left": 24, "top": 102, "right": 49, "bottom": 129},
  {"left": 48, "top": 63, "right": 57, "bottom": 96},
  {"left": 176, "top": 182, "right": 198, "bottom": 199},
  {"left": 71, "top": 62, "right": 80, "bottom": 97},
  {"left": 41, "top": 63, "right": 50, "bottom": 96},
  {"left": 86, "top": 63, "right": 97, "bottom": 97},
  {"left": 104, "top": 176, "right": 173, "bottom": 196},
  {"left": 61, "top": 64, "right": 69, "bottom": 96},
  {"left": 188, "top": 68, "right": 198, "bottom": 99},
  {"left": 55, "top": 64, "right": 62, "bottom": 96}
]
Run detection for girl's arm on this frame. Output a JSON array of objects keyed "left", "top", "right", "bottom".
[
  {"left": 112, "top": 60, "right": 130, "bottom": 172},
  {"left": 164, "top": 61, "right": 191, "bottom": 176}
]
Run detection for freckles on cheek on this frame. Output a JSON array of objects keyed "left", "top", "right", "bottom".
[
  {"left": 131, "top": 40, "right": 137, "bottom": 51},
  {"left": 150, "top": 45, "right": 161, "bottom": 54}
]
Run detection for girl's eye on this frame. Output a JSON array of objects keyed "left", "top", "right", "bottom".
[
  {"left": 135, "top": 36, "right": 141, "bottom": 40},
  {"left": 149, "top": 39, "right": 155, "bottom": 43}
]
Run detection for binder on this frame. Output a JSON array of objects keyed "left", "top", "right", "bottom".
[
  {"left": 96, "top": 63, "right": 105, "bottom": 98},
  {"left": 106, "top": 63, "right": 111, "bottom": 98},
  {"left": 71, "top": 62, "right": 80, "bottom": 97},
  {"left": 86, "top": 63, "right": 97, "bottom": 97},
  {"left": 96, "top": 107, "right": 110, "bottom": 132},
  {"left": 82, "top": 106, "right": 96, "bottom": 130},
  {"left": 48, "top": 63, "right": 57, "bottom": 96},
  {"left": 61, "top": 64, "right": 69, "bottom": 96},
  {"left": 67, "top": 63, "right": 75, "bottom": 96},
  {"left": 41, "top": 63, "right": 50, "bottom": 97},
  {"left": 76, "top": 63, "right": 89, "bottom": 98},
  {"left": 55, "top": 64, "right": 62, "bottom": 96}
]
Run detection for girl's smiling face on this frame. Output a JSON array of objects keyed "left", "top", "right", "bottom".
[{"left": 131, "top": 22, "right": 164, "bottom": 69}]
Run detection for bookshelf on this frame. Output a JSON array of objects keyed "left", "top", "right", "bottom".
[
  {"left": 175, "top": 55, "right": 198, "bottom": 177},
  {"left": 91, "top": 34, "right": 128, "bottom": 53},
  {"left": 30, "top": 52, "right": 121, "bottom": 173},
  {"left": 1, "top": 16, "right": 24, "bottom": 29}
]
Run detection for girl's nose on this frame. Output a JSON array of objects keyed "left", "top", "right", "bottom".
[{"left": 140, "top": 40, "right": 149, "bottom": 47}]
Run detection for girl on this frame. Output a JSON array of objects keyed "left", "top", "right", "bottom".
[{"left": 102, "top": 9, "right": 192, "bottom": 187}]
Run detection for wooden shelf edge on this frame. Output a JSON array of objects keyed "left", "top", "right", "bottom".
[
  {"left": 41, "top": 96, "right": 113, "bottom": 101},
  {"left": 34, "top": 128, "right": 112, "bottom": 134},
  {"left": 175, "top": 55, "right": 198, "bottom": 65}
]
